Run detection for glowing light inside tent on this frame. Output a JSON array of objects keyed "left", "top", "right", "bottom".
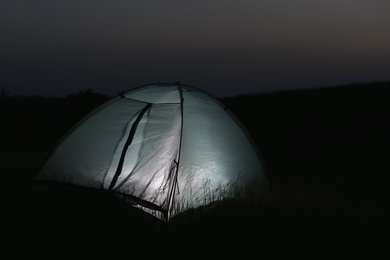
[{"left": 35, "top": 83, "right": 267, "bottom": 220}]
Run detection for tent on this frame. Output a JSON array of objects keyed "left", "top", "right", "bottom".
[{"left": 34, "top": 83, "right": 268, "bottom": 220}]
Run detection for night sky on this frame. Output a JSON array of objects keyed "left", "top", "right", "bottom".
[{"left": 1, "top": 0, "right": 389, "bottom": 98}]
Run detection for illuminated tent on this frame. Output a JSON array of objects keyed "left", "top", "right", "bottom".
[{"left": 35, "top": 83, "right": 267, "bottom": 220}]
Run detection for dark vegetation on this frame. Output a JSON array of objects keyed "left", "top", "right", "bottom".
[{"left": 2, "top": 83, "right": 390, "bottom": 258}]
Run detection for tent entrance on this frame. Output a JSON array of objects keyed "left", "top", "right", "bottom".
[
  {"left": 105, "top": 102, "right": 182, "bottom": 217},
  {"left": 108, "top": 103, "right": 152, "bottom": 190}
]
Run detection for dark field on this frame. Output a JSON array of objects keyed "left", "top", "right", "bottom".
[{"left": 1, "top": 83, "right": 390, "bottom": 258}]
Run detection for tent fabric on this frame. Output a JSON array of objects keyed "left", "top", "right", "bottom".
[{"left": 35, "top": 83, "right": 267, "bottom": 220}]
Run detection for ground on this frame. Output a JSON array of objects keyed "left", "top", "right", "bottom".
[{"left": 1, "top": 83, "right": 390, "bottom": 258}]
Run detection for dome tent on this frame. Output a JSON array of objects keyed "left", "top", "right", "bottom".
[{"left": 35, "top": 83, "right": 267, "bottom": 220}]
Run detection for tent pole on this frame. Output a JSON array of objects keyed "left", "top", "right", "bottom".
[{"left": 166, "top": 83, "right": 185, "bottom": 220}]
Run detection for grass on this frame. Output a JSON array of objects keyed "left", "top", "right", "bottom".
[
  {"left": 3, "top": 158, "right": 390, "bottom": 258},
  {"left": 5, "top": 167, "right": 388, "bottom": 258}
]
